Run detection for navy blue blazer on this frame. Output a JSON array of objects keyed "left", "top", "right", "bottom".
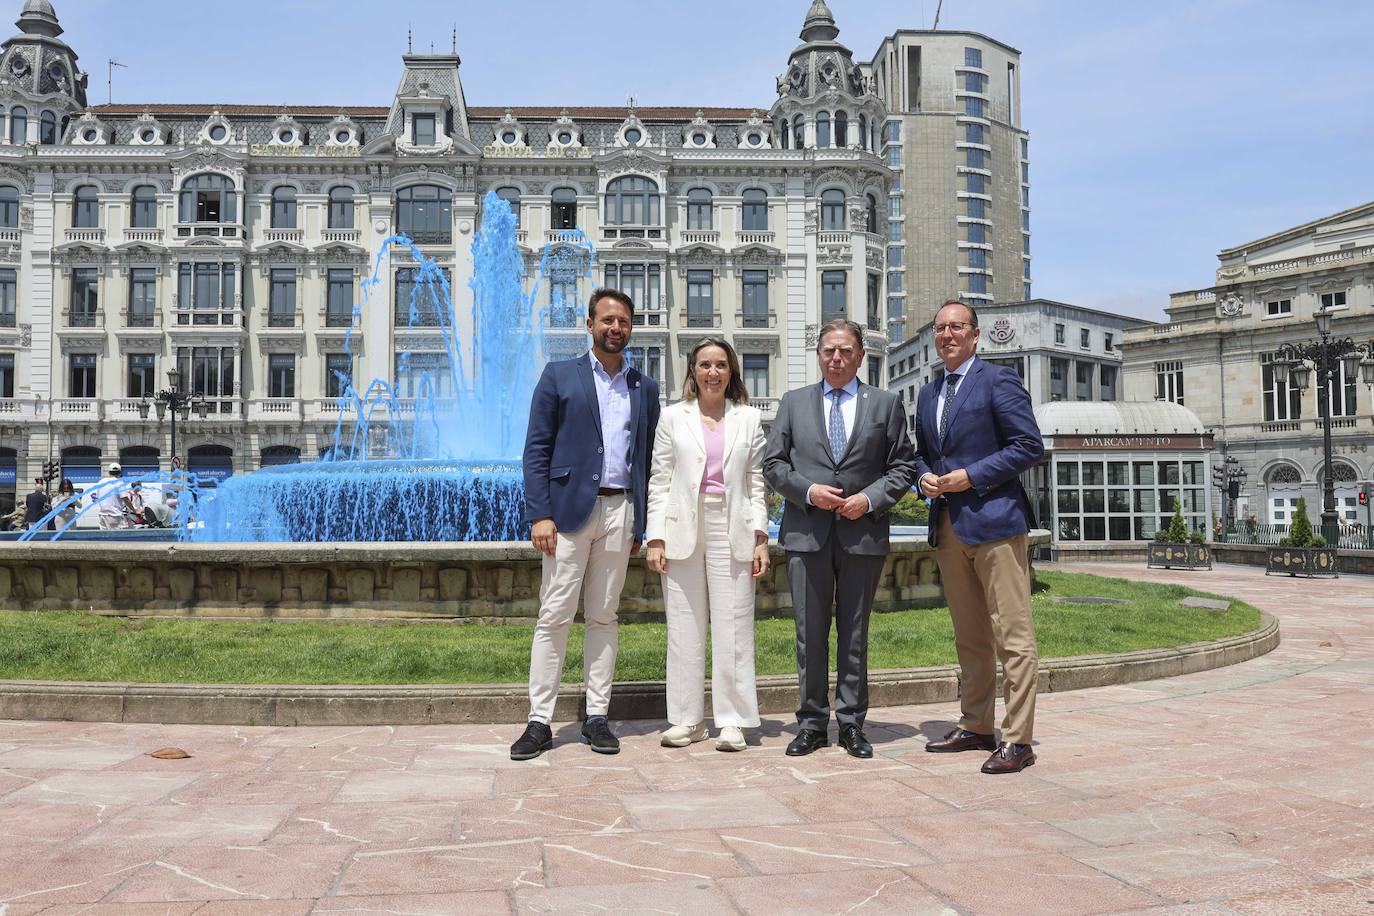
[
  {"left": 522, "top": 353, "right": 661, "bottom": 541},
  {"left": 913, "top": 357, "right": 1043, "bottom": 545}
]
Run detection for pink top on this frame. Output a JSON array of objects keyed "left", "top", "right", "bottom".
[{"left": 700, "top": 417, "right": 726, "bottom": 496}]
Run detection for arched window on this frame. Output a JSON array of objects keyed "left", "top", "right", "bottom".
[
  {"left": 858, "top": 114, "right": 868, "bottom": 150},
  {"left": 779, "top": 118, "right": 790, "bottom": 150},
  {"left": 816, "top": 111, "right": 831, "bottom": 149},
  {"left": 821, "top": 189, "right": 846, "bottom": 231},
  {"left": 494, "top": 186, "right": 521, "bottom": 228},
  {"left": 60, "top": 445, "right": 102, "bottom": 485},
  {"left": 0, "top": 186, "right": 18, "bottom": 228},
  {"left": 9, "top": 106, "right": 26, "bottom": 144},
  {"left": 39, "top": 111, "right": 56, "bottom": 145},
  {"left": 119, "top": 446, "right": 161, "bottom": 476},
  {"left": 179, "top": 173, "right": 237, "bottom": 223},
  {"left": 793, "top": 116, "right": 805, "bottom": 150},
  {"left": 130, "top": 185, "right": 157, "bottom": 229},
  {"left": 1266, "top": 464, "right": 1302, "bottom": 485},
  {"left": 865, "top": 193, "right": 878, "bottom": 234},
  {"left": 270, "top": 186, "right": 297, "bottom": 229},
  {"left": 395, "top": 185, "right": 453, "bottom": 243},
  {"left": 327, "top": 186, "right": 354, "bottom": 229},
  {"left": 260, "top": 445, "right": 301, "bottom": 467},
  {"left": 741, "top": 188, "right": 768, "bottom": 232},
  {"left": 605, "top": 175, "right": 659, "bottom": 226},
  {"left": 834, "top": 110, "right": 849, "bottom": 147},
  {"left": 187, "top": 444, "right": 234, "bottom": 486},
  {"left": 72, "top": 185, "right": 99, "bottom": 228},
  {"left": 686, "top": 187, "right": 713, "bottom": 231},
  {"left": 551, "top": 187, "right": 577, "bottom": 230}
]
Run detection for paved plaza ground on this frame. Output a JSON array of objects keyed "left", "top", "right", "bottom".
[{"left": 0, "top": 561, "right": 1371, "bottom": 915}]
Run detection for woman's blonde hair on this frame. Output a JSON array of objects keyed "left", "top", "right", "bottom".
[{"left": 680, "top": 337, "right": 749, "bottom": 404}]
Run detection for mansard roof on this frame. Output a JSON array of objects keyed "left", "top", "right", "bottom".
[{"left": 93, "top": 104, "right": 761, "bottom": 122}]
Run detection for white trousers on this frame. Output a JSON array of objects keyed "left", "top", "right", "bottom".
[
  {"left": 527, "top": 493, "right": 633, "bottom": 724},
  {"left": 661, "top": 494, "right": 760, "bottom": 728}
]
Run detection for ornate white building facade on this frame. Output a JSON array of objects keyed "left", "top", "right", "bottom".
[
  {"left": 1119, "top": 201, "right": 1374, "bottom": 529},
  {"left": 0, "top": 0, "right": 892, "bottom": 505}
]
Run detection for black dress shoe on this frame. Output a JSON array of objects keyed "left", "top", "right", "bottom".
[
  {"left": 510, "top": 721, "right": 553, "bottom": 761},
  {"left": 580, "top": 717, "right": 621, "bottom": 755},
  {"left": 785, "top": 727, "right": 829, "bottom": 757},
  {"left": 838, "top": 724, "right": 873, "bottom": 759},
  {"left": 925, "top": 727, "right": 997, "bottom": 754},
  {"left": 981, "top": 742, "right": 1036, "bottom": 774}
]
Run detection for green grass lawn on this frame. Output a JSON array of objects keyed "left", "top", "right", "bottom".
[{"left": 0, "top": 570, "right": 1262, "bottom": 685}]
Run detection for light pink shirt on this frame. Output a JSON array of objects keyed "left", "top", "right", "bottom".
[{"left": 700, "top": 417, "right": 726, "bottom": 496}]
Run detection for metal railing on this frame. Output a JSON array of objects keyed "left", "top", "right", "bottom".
[{"left": 1219, "top": 521, "right": 1372, "bottom": 549}]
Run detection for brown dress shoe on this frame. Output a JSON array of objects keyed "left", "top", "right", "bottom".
[
  {"left": 981, "top": 742, "right": 1036, "bottom": 774},
  {"left": 925, "top": 727, "right": 997, "bottom": 753}
]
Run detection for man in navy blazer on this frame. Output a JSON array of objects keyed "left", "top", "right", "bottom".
[
  {"left": 914, "top": 298, "right": 1045, "bottom": 774},
  {"left": 510, "top": 287, "right": 660, "bottom": 761}
]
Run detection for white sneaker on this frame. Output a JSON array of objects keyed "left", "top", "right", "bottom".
[
  {"left": 716, "top": 726, "right": 747, "bottom": 752},
  {"left": 661, "top": 722, "right": 707, "bottom": 747}
]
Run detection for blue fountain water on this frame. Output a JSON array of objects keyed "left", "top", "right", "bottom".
[{"left": 187, "top": 191, "right": 597, "bottom": 542}]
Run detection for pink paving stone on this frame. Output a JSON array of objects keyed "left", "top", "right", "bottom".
[
  {"left": 75, "top": 803, "right": 293, "bottom": 847},
  {"left": 30, "top": 904, "right": 203, "bottom": 915},
  {"left": 513, "top": 879, "right": 735, "bottom": 915},
  {"left": 252, "top": 725, "right": 398, "bottom": 747},
  {"left": 335, "top": 839, "right": 545, "bottom": 896},
  {"left": 1015, "top": 795, "right": 1232, "bottom": 846},
  {"left": 766, "top": 777, "right": 953, "bottom": 823},
  {"left": 262, "top": 744, "right": 417, "bottom": 771},
  {"left": 7, "top": 770, "right": 198, "bottom": 806},
  {"left": 310, "top": 891, "right": 513, "bottom": 914},
  {"left": 1224, "top": 876, "right": 1374, "bottom": 915},
  {"left": 0, "top": 845, "right": 165, "bottom": 907},
  {"left": 457, "top": 793, "right": 629, "bottom": 841},
  {"left": 167, "top": 769, "right": 349, "bottom": 806},
  {"left": 719, "top": 821, "right": 934, "bottom": 875},
  {"left": 720, "top": 867, "right": 952, "bottom": 915},
  {"left": 187, "top": 903, "right": 315, "bottom": 916},
  {"left": 331, "top": 767, "right": 494, "bottom": 803},
  {"left": 111, "top": 744, "right": 282, "bottom": 773},
  {"left": 412, "top": 742, "right": 557, "bottom": 770},
  {"left": 492, "top": 761, "right": 650, "bottom": 798},
  {"left": 910, "top": 852, "right": 1163, "bottom": 915},
  {"left": 0, "top": 744, "right": 147, "bottom": 770},
  {"left": 892, "top": 770, "right": 1087, "bottom": 811},
  {"left": 620, "top": 786, "right": 802, "bottom": 831},
  {"left": 106, "top": 844, "right": 356, "bottom": 903},
  {"left": 542, "top": 829, "right": 749, "bottom": 887},
  {"left": 268, "top": 801, "right": 461, "bottom": 846},
  {"left": 632, "top": 757, "right": 809, "bottom": 792},
  {"left": 0, "top": 798, "right": 117, "bottom": 849},
  {"left": 879, "top": 808, "right": 1090, "bottom": 863},
  {"left": 1067, "top": 833, "right": 1287, "bottom": 887}
]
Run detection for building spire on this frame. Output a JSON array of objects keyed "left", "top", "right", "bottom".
[
  {"left": 800, "top": 0, "right": 839, "bottom": 42},
  {"left": 16, "top": 0, "right": 62, "bottom": 38}
]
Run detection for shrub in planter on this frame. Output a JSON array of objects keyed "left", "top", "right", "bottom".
[
  {"left": 1268, "top": 496, "right": 1338, "bottom": 577},
  {"left": 1148, "top": 507, "right": 1211, "bottom": 569}
]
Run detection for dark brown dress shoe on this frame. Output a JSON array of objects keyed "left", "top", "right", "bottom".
[
  {"left": 925, "top": 727, "right": 997, "bottom": 753},
  {"left": 838, "top": 724, "right": 873, "bottom": 759},
  {"left": 785, "top": 727, "right": 829, "bottom": 756},
  {"left": 981, "top": 742, "right": 1036, "bottom": 774}
]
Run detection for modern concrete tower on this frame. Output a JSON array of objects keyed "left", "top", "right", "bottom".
[{"left": 864, "top": 30, "right": 1030, "bottom": 338}]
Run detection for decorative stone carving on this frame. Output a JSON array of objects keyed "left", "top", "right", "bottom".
[
  {"left": 19, "top": 323, "right": 31, "bottom": 348},
  {"left": 1218, "top": 294, "right": 1244, "bottom": 318},
  {"left": 681, "top": 110, "right": 716, "bottom": 150},
  {"left": 267, "top": 110, "right": 305, "bottom": 149},
  {"left": 195, "top": 108, "right": 236, "bottom": 146},
  {"left": 818, "top": 244, "right": 851, "bottom": 265}
]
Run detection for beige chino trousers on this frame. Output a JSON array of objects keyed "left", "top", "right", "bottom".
[
  {"left": 935, "top": 510, "right": 1038, "bottom": 745},
  {"left": 661, "top": 494, "right": 761, "bottom": 728},
  {"left": 527, "top": 493, "right": 634, "bottom": 724}
]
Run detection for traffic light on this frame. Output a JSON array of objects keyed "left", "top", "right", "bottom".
[
  {"left": 1361, "top": 489, "right": 1369, "bottom": 507},
  {"left": 41, "top": 460, "right": 60, "bottom": 484}
]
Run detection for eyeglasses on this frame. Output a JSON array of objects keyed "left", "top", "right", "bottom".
[
  {"left": 934, "top": 322, "right": 973, "bottom": 335},
  {"left": 819, "top": 346, "right": 858, "bottom": 358}
]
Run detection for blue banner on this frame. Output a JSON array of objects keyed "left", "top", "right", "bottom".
[
  {"left": 191, "top": 465, "right": 234, "bottom": 482},
  {"left": 62, "top": 465, "right": 102, "bottom": 484},
  {"left": 0, "top": 466, "right": 15, "bottom": 486}
]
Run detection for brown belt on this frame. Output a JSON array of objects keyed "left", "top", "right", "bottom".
[{"left": 597, "top": 487, "right": 628, "bottom": 496}]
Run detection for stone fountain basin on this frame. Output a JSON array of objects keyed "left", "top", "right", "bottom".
[{"left": 0, "top": 535, "right": 1048, "bottom": 621}]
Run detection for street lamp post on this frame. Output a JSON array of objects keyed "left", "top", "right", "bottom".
[
  {"left": 136, "top": 367, "right": 209, "bottom": 468},
  {"left": 1272, "top": 307, "right": 1374, "bottom": 541},
  {"left": 1212, "top": 454, "right": 1248, "bottom": 531}
]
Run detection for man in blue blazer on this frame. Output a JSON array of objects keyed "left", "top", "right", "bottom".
[
  {"left": 913, "top": 299, "right": 1044, "bottom": 774},
  {"left": 510, "top": 288, "right": 660, "bottom": 761}
]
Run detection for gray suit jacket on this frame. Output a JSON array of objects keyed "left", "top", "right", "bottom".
[{"left": 763, "top": 381, "right": 917, "bottom": 556}]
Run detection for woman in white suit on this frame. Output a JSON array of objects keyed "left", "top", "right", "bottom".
[{"left": 646, "top": 337, "right": 770, "bottom": 752}]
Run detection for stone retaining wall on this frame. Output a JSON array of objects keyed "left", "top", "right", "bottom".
[
  {"left": 1214, "top": 543, "right": 1374, "bottom": 576},
  {"left": 0, "top": 535, "right": 1049, "bottom": 621}
]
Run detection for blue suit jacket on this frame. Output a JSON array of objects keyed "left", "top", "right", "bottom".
[
  {"left": 913, "top": 357, "right": 1043, "bottom": 545},
  {"left": 522, "top": 353, "right": 661, "bottom": 541}
]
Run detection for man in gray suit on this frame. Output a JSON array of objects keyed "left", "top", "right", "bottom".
[{"left": 764, "top": 319, "right": 917, "bottom": 757}]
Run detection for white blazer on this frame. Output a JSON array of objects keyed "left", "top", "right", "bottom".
[{"left": 645, "top": 399, "right": 770, "bottom": 562}]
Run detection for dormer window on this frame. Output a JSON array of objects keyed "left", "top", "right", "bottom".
[
  {"left": 208, "top": 124, "right": 227, "bottom": 142},
  {"left": 624, "top": 127, "right": 642, "bottom": 144},
  {"left": 412, "top": 114, "right": 436, "bottom": 146},
  {"left": 139, "top": 129, "right": 156, "bottom": 143},
  {"left": 556, "top": 131, "right": 574, "bottom": 145},
  {"left": 500, "top": 130, "right": 518, "bottom": 144}
]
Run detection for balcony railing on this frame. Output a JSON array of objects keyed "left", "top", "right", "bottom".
[
  {"left": 681, "top": 310, "right": 720, "bottom": 329},
  {"left": 247, "top": 398, "right": 302, "bottom": 421},
  {"left": 324, "top": 310, "right": 355, "bottom": 328},
  {"left": 262, "top": 228, "right": 303, "bottom": 244},
  {"left": 400, "top": 229, "right": 452, "bottom": 246},
  {"left": 0, "top": 311, "right": 15, "bottom": 328},
  {"left": 602, "top": 226, "right": 663, "bottom": 240},
  {"left": 174, "top": 308, "right": 241, "bottom": 327},
  {"left": 54, "top": 398, "right": 101, "bottom": 419},
  {"left": 66, "top": 309, "right": 100, "bottom": 328},
  {"left": 0, "top": 398, "right": 42, "bottom": 419},
  {"left": 125, "top": 309, "right": 158, "bottom": 328},
  {"left": 680, "top": 230, "right": 719, "bottom": 245},
  {"left": 174, "top": 223, "right": 243, "bottom": 240},
  {"left": 64, "top": 227, "right": 106, "bottom": 244},
  {"left": 752, "top": 397, "right": 779, "bottom": 419},
  {"left": 124, "top": 228, "right": 164, "bottom": 244},
  {"left": 632, "top": 309, "right": 667, "bottom": 328},
  {"left": 322, "top": 228, "right": 361, "bottom": 244},
  {"left": 545, "top": 228, "right": 582, "bottom": 244},
  {"left": 0, "top": 228, "right": 19, "bottom": 243},
  {"left": 738, "top": 231, "right": 775, "bottom": 245},
  {"left": 818, "top": 231, "right": 849, "bottom": 246},
  {"left": 112, "top": 399, "right": 153, "bottom": 418},
  {"left": 266, "top": 310, "right": 302, "bottom": 329},
  {"left": 737, "top": 310, "right": 776, "bottom": 329}
]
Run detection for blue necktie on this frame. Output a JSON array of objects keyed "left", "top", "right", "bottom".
[
  {"left": 828, "top": 389, "right": 847, "bottom": 460},
  {"left": 938, "top": 374, "right": 960, "bottom": 440}
]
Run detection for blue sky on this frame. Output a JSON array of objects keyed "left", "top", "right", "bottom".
[{"left": 54, "top": 0, "right": 1374, "bottom": 321}]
